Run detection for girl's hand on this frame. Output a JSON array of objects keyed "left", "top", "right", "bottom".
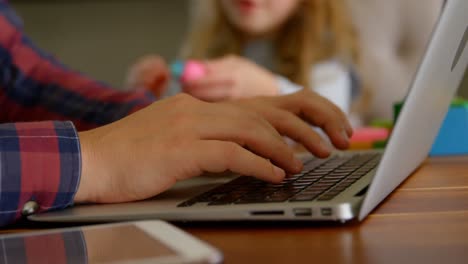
[
  {"left": 126, "top": 55, "right": 170, "bottom": 98},
  {"left": 183, "top": 55, "right": 280, "bottom": 101}
]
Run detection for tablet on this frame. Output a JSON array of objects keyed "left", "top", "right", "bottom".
[{"left": 0, "top": 220, "right": 223, "bottom": 264}]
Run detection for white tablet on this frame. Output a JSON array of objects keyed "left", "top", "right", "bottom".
[{"left": 0, "top": 220, "right": 223, "bottom": 264}]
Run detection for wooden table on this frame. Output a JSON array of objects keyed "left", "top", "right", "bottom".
[
  {"left": 184, "top": 156, "right": 468, "bottom": 264},
  {"left": 2, "top": 157, "right": 467, "bottom": 263}
]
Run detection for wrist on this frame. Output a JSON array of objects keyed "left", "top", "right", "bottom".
[{"left": 75, "top": 130, "right": 99, "bottom": 203}]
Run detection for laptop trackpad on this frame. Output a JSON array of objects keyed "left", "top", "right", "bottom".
[{"left": 147, "top": 172, "right": 237, "bottom": 201}]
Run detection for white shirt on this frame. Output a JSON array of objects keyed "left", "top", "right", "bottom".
[{"left": 243, "top": 40, "right": 353, "bottom": 115}]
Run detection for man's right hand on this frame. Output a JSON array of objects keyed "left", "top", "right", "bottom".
[{"left": 74, "top": 94, "right": 302, "bottom": 204}]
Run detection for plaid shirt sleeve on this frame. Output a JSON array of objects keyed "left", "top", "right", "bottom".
[
  {"left": 0, "top": 1, "right": 156, "bottom": 227},
  {"left": 0, "top": 1, "right": 155, "bottom": 131},
  {"left": 0, "top": 121, "right": 80, "bottom": 227}
]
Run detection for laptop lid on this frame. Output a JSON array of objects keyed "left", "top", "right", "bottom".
[{"left": 359, "top": 0, "right": 468, "bottom": 220}]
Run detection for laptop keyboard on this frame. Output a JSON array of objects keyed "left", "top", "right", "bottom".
[{"left": 177, "top": 153, "right": 381, "bottom": 207}]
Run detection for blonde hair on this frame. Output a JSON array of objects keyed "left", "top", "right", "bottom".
[{"left": 182, "top": 0, "right": 360, "bottom": 89}]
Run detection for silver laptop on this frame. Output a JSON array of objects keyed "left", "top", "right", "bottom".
[{"left": 30, "top": 0, "right": 468, "bottom": 224}]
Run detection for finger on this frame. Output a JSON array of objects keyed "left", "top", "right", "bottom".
[
  {"left": 138, "top": 56, "right": 168, "bottom": 76},
  {"left": 263, "top": 109, "right": 332, "bottom": 158},
  {"left": 146, "top": 76, "right": 168, "bottom": 97},
  {"left": 302, "top": 101, "right": 351, "bottom": 149},
  {"left": 183, "top": 75, "right": 234, "bottom": 101},
  {"left": 325, "top": 100, "right": 353, "bottom": 137},
  {"left": 184, "top": 74, "right": 234, "bottom": 90},
  {"left": 193, "top": 140, "right": 286, "bottom": 183},
  {"left": 195, "top": 106, "right": 302, "bottom": 173},
  {"left": 204, "top": 56, "right": 236, "bottom": 72},
  {"left": 203, "top": 60, "right": 225, "bottom": 72},
  {"left": 317, "top": 97, "right": 353, "bottom": 137},
  {"left": 279, "top": 94, "right": 352, "bottom": 150},
  {"left": 183, "top": 85, "right": 232, "bottom": 102},
  {"left": 277, "top": 92, "right": 353, "bottom": 134}
]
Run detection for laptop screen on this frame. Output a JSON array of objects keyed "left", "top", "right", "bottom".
[{"left": 359, "top": 0, "right": 468, "bottom": 220}]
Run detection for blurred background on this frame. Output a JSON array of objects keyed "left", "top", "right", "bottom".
[
  {"left": 11, "top": 0, "right": 190, "bottom": 88},
  {"left": 11, "top": 0, "right": 467, "bottom": 100}
]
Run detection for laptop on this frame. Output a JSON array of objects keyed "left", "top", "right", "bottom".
[{"left": 30, "top": 0, "right": 468, "bottom": 224}]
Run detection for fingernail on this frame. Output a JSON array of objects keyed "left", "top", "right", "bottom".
[
  {"left": 273, "top": 166, "right": 285, "bottom": 179},
  {"left": 294, "top": 158, "right": 303, "bottom": 171}
]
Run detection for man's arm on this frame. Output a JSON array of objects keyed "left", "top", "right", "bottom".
[
  {"left": 0, "top": 2, "right": 154, "bottom": 131},
  {"left": 0, "top": 90, "right": 352, "bottom": 227},
  {"left": 0, "top": 121, "right": 80, "bottom": 226}
]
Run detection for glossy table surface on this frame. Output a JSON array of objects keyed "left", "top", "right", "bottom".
[{"left": 184, "top": 156, "right": 468, "bottom": 264}]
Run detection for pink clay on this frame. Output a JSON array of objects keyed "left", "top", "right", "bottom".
[{"left": 180, "top": 60, "right": 207, "bottom": 83}]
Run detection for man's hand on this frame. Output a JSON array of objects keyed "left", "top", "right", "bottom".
[
  {"left": 231, "top": 88, "right": 353, "bottom": 157},
  {"left": 74, "top": 88, "right": 352, "bottom": 205},
  {"left": 75, "top": 94, "right": 302, "bottom": 204}
]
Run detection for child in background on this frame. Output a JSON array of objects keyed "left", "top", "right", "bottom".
[{"left": 128, "top": 0, "right": 366, "bottom": 125}]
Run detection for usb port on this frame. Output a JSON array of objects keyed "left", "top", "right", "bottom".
[
  {"left": 321, "top": 208, "right": 332, "bottom": 216},
  {"left": 293, "top": 208, "right": 312, "bottom": 216}
]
